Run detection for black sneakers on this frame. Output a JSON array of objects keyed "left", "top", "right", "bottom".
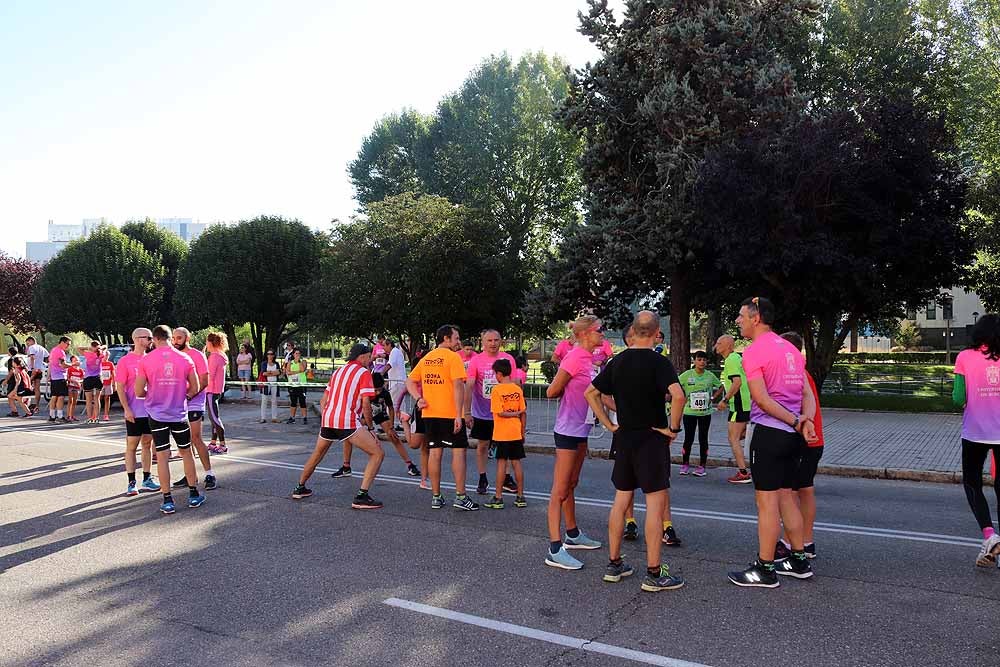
[
  {"left": 774, "top": 540, "right": 792, "bottom": 561},
  {"left": 407, "top": 462, "right": 420, "bottom": 477},
  {"left": 777, "top": 553, "right": 814, "bottom": 579},
  {"left": 331, "top": 466, "right": 352, "bottom": 478},
  {"left": 728, "top": 559, "right": 780, "bottom": 588},
  {"left": 476, "top": 476, "right": 489, "bottom": 495},
  {"left": 351, "top": 492, "right": 383, "bottom": 509},
  {"left": 291, "top": 484, "right": 313, "bottom": 499},
  {"left": 663, "top": 526, "right": 682, "bottom": 547},
  {"left": 204, "top": 475, "right": 217, "bottom": 491},
  {"left": 623, "top": 520, "right": 639, "bottom": 541},
  {"left": 502, "top": 474, "right": 518, "bottom": 493}
]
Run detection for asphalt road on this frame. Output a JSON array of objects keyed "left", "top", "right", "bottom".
[{"left": 2, "top": 415, "right": 999, "bottom": 667}]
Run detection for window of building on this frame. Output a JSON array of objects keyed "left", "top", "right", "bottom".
[
  {"left": 942, "top": 300, "right": 953, "bottom": 321},
  {"left": 906, "top": 307, "right": 916, "bottom": 320},
  {"left": 926, "top": 301, "right": 936, "bottom": 320}
]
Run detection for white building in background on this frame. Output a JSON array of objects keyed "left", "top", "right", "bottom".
[
  {"left": 25, "top": 217, "right": 212, "bottom": 263},
  {"left": 900, "top": 286, "right": 985, "bottom": 351}
]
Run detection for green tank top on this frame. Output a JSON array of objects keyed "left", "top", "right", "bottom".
[{"left": 287, "top": 360, "right": 308, "bottom": 385}]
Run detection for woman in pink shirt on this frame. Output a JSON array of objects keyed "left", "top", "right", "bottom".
[
  {"left": 544, "top": 315, "right": 606, "bottom": 570},
  {"left": 205, "top": 332, "right": 229, "bottom": 454},
  {"left": 953, "top": 313, "right": 1000, "bottom": 567}
]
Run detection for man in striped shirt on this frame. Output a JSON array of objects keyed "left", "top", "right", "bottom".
[{"left": 291, "top": 343, "right": 386, "bottom": 509}]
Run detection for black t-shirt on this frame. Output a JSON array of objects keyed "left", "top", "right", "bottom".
[
  {"left": 369, "top": 387, "right": 392, "bottom": 420},
  {"left": 591, "top": 348, "right": 680, "bottom": 431}
]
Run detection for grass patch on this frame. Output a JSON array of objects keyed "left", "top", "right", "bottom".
[{"left": 820, "top": 393, "right": 959, "bottom": 413}]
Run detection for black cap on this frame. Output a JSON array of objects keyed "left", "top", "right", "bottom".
[{"left": 347, "top": 343, "right": 371, "bottom": 361}]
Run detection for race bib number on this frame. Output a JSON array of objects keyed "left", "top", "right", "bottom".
[
  {"left": 100, "top": 370, "right": 111, "bottom": 381},
  {"left": 289, "top": 374, "right": 300, "bottom": 385},
  {"left": 482, "top": 376, "right": 497, "bottom": 398},
  {"left": 690, "top": 391, "right": 710, "bottom": 411}
]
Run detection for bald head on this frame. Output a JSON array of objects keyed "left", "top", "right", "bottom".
[
  {"left": 631, "top": 310, "right": 660, "bottom": 338},
  {"left": 714, "top": 334, "right": 735, "bottom": 357},
  {"left": 172, "top": 327, "right": 191, "bottom": 349}
]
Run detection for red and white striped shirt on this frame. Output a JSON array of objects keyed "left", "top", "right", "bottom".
[{"left": 321, "top": 361, "right": 375, "bottom": 429}]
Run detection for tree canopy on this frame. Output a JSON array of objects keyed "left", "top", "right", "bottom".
[
  {"left": 174, "top": 217, "right": 322, "bottom": 364},
  {"left": 0, "top": 252, "right": 42, "bottom": 337},
  {"left": 306, "top": 193, "right": 508, "bottom": 355},
  {"left": 554, "top": 0, "right": 818, "bottom": 368},
  {"left": 32, "top": 225, "right": 165, "bottom": 341},
  {"left": 121, "top": 218, "right": 188, "bottom": 324},
  {"left": 348, "top": 52, "right": 583, "bottom": 334}
]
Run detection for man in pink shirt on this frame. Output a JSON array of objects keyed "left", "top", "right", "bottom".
[
  {"left": 47, "top": 336, "right": 72, "bottom": 422},
  {"left": 728, "top": 297, "right": 818, "bottom": 589},
  {"left": 170, "top": 327, "right": 216, "bottom": 491},
  {"left": 135, "top": 325, "right": 205, "bottom": 515},
  {"left": 464, "top": 329, "right": 517, "bottom": 495},
  {"left": 115, "top": 328, "right": 159, "bottom": 497}
]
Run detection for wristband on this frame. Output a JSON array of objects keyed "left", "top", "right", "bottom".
[{"left": 668, "top": 426, "right": 681, "bottom": 434}]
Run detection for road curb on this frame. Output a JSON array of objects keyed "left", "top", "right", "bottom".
[{"left": 359, "top": 419, "right": 979, "bottom": 486}]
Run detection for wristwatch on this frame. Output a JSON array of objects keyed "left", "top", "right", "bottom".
[
  {"left": 668, "top": 425, "right": 682, "bottom": 434},
  {"left": 791, "top": 416, "right": 800, "bottom": 430}
]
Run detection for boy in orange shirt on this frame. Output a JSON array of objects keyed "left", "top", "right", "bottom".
[{"left": 484, "top": 359, "right": 527, "bottom": 509}]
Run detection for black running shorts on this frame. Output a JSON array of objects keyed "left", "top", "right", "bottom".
[
  {"left": 319, "top": 426, "right": 361, "bottom": 442},
  {"left": 188, "top": 410, "right": 205, "bottom": 422},
  {"left": 553, "top": 432, "right": 587, "bottom": 450},
  {"left": 149, "top": 418, "right": 192, "bottom": 451},
  {"left": 610, "top": 429, "right": 671, "bottom": 493},
  {"left": 288, "top": 386, "right": 307, "bottom": 408},
  {"left": 50, "top": 379, "right": 69, "bottom": 397},
  {"left": 492, "top": 439, "right": 526, "bottom": 460},
  {"left": 424, "top": 417, "right": 469, "bottom": 449},
  {"left": 125, "top": 416, "right": 152, "bottom": 437},
  {"left": 83, "top": 376, "right": 103, "bottom": 391},
  {"left": 749, "top": 424, "right": 805, "bottom": 491},
  {"left": 794, "top": 446, "right": 824, "bottom": 490},
  {"left": 469, "top": 417, "right": 494, "bottom": 441}
]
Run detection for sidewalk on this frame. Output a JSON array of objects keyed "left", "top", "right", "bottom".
[
  {"left": 220, "top": 392, "right": 977, "bottom": 484},
  {"left": 521, "top": 408, "right": 973, "bottom": 484}
]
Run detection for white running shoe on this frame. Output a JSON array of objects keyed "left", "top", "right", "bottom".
[{"left": 975, "top": 534, "right": 1000, "bottom": 567}]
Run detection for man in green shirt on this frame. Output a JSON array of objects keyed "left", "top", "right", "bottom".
[
  {"left": 678, "top": 351, "right": 721, "bottom": 476},
  {"left": 714, "top": 335, "right": 752, "bottom": 484}
]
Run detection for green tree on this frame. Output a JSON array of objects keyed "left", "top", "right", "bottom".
[
  {"left": 32, "top": 225, "right": 165, "bottom": 341},
  {"left": 121, "top": 218, "right": 188, "bottom": 324},
  {"left": 306, "top": 193, "right": 507, "bottom": 357},
  {"left": 349, "top": 52, "right": 584, "bottom": 333},
  {"left": 348, "top": 109, "right": 434, "bottom": 206},
  {"left": 556, "top": 0, "right": 818, "bottom": 369},
  {"left": 695, "top": 105, "right": 973, "bottom": 387},
  {"left": 174, "top": 217, "right": 322, "bottom": 370}
]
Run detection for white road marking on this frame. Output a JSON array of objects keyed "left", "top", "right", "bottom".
[
  {"left": 1, "top": 427, "right": 984, "bottom": 548},
  {"left": 383, "top": 597, "right": 711, "bottom": 667}
]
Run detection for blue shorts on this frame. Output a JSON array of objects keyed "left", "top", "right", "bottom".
[
  {"left": 237, "top": 369, "right": 251, "bottom": 380},
  {"left": 553, "top": 432, "right": 587, "bottom": 450}
]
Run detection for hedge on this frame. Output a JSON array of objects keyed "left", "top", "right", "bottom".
[{"left": 834, "top": 352, "right": 949, "bottom": 364}]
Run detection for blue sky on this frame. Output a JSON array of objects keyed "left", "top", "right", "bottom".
[{"left": 0, "top": 0, "right": 615, "bottom": 258}]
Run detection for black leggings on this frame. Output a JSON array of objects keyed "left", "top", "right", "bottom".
[
  {"left": 682, "top": 414, "right": 711, "bottom": 466},
  {"left": 962, "top": 439, "right": 1000, "bottom": 531},
  {"left": 207, "top": 393, "right": 225, "bottom": 443}
]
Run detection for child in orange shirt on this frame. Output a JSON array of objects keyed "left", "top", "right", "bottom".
[{"left": 484, "top": 359, "right": 527, "bottom": 509}]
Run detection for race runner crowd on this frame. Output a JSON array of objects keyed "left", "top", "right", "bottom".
[{"left": 9, "top": 298, "right": 1000, "bottom": 590}]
